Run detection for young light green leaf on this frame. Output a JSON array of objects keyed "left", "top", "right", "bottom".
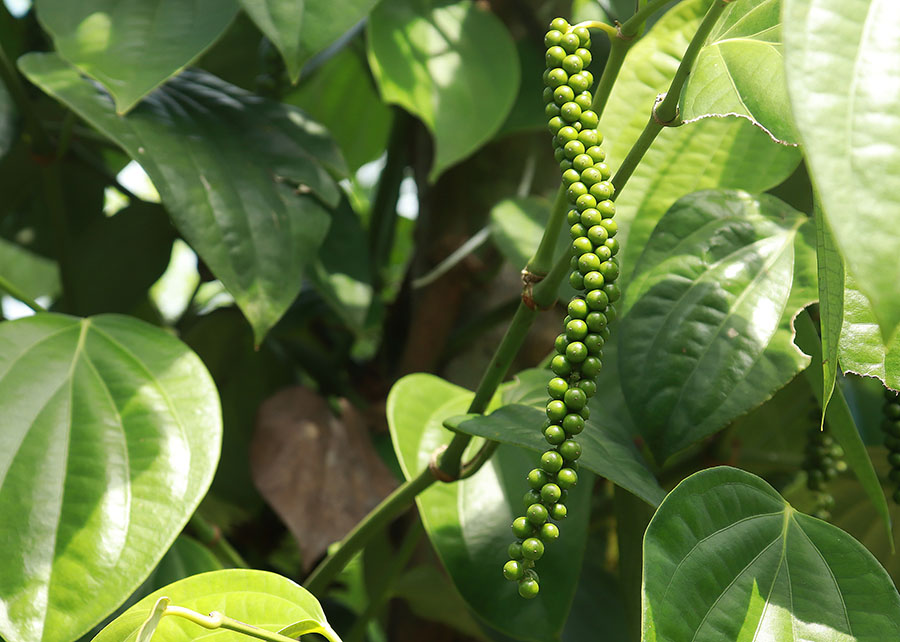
[
  {"left": 35, "top": 0, "right": 239, "bottom": 114},
  {"left": 135, "top": 598, "right": 169, "bottom": 642},
  {"left": 0, "top": 313, "right": 221, "bottom": 642},
  {"left": 92, "top": 569, "right": 339, "bottom": 642},
  {"left": 599, "top": 0, "right": 801, "bottom": 281},
  {"left": 619, "top": 190, "right": 817, "bottom": 463},
  {"left": 386, "top": 374, "right": 590, "bottom": 642},
  {"left": 679, "top": 0, "right": 799, "bottom": 144},
  {"left": 784, "top": 0, "right": 900, "bottom": 343},
  {"left": 643, "top": 467, "right": 900, "bottom": 641},
  {"left": 20, "top": 53, "right": 345, "bottom": 343},
  {"left": 367, "top": 0, "right": 519, "bottom": 181},
  {"left": 795, "top": 310, "right": 892, "bottom": 547},
  {"left": 453, "top": 404, "right": 665, "bottom": 507},
  {"left": 815, "top": 204, "right": 844, "bottom": 418}
]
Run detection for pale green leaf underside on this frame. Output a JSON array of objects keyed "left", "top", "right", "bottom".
[
  {"left": 386, "top": 374, "right": 588, "bottom": 642},
  {"left": 92, "top": 569, "right": 336, "bottom": 642},
  {"left": 599, "top": 0, "right": 801, "bottom": 282},
  {"left": 619, "top": 191, "right": 816, "bottom": 463},
  {"left": 680, "top": 0, "right": 799, "bottom": 144},
  {"left": 642, "top": 467, "right": 900, "bottom": 641},
  {"left": 784, "top": 0, "right": 900, "bottom": 342},
  {"left": 0, "top": 313, "right": 221, "bottom": 642},
  {"left": 815, "top": 205, "right": 844, "bottom": 417},
  {"left": 367, "top": 0, "right": 519, "bottom": 181},
  {"left": 35, "top": 0, "right": 239, "bottom": 113},
  {"left": 19, "top": 53, "right": 345, "bottom": 342}
]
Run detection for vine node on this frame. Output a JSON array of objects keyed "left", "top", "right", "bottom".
[{"left": 652, "top": 93, "right": 683, "bottom": 128}]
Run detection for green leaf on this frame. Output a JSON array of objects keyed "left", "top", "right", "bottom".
[
  {"left": 619, "top": 190, "right": 816, "bottom": 463},
  {"left": 67, "top": 202, "right": 176, "bottom": 316},
  {"left": 240, "top": 0, "right": 379, "bottom": 84},
  {"left": 679, "top": 0, "right": 799, "bottom": 144},
  {"left": 386, "top": 374, "right": 590, "bottom": 642},
  {"left": 20, "top": 53, "right": 345, "bottom": 343},
  {"left": 815, "top": 204, "right": 844, "bottom": 417},
  {"left": 92, "top": 569, "right": 339, "bottom": 642},
  {"left": 367, "top": 0, "right": 519, "bottom": 181},
  {"left": 0, "top": 80, "right": 15, "bottom": 159},
  {"left": 307, "top": 198, "right": 374, "bottom": 331},
  {"left": 784, "top": 0, "right": 900, "bottom": 343},
  {"left": 838, "top": 271, "right": 900, "bottom": 390},
  {"left": 642, "top": 466, "right": 900, "bottom": 641},
  {"left": 599, "top": 0, "right": 801, "bottom": 281},
  {"left": 0, "top": 313, "right": 221, "bottom": 642},
  {"left": 34, "top": 0, "right": 239, "bottom": 114},
  {"left": 0, "top": 237, "right": 60, "bottom": 302},
  {"left": 454, "top": 404, "right": 665, "bottom": 507},
  {"left": 795, "top": 310, "right": 893, "bottom": 547},
  {"left": 284, "top": 47, "right": 391, "bottom": 171}
]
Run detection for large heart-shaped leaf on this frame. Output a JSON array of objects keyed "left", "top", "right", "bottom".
[
  {"left": 838, "top": 272, "right": 900, "bottom": 390},
  {"left": 0, "top": 313, "right": 221, "bottom": 642},
  {"left": 453, "top": 404, "right": 664, "bottom": 507},
  {"left": 679, "top": 0, "right": 798, "bottom": 144},
  {"left": 619, "top": 190, "right": 816, "bottom": 463},
  {"left": 784, "top": 0, "right": 900, "bottom": 342},
  {"left": 35, "top": 0, "right": 239, "bottom": 114},
  {"left": 367, "top": 0, "right": 518, "bottom": 181},
  {"left": 598, "top": 0, "right": 801, "bottom": 281},
  {"left": 642, "top": 466, "right": 900, "bottom": 641},
  {"left": 93, "top": 569, "right": 339, "bottom": 642},
  {"left": 20, "top": 53, "right": 345, "bottom": 343},
  {"left": 241, "top": 0, "right": 379, "bottom": 84},
  {"left": 386, "top": 374, "right": 590, "bottom": 642}
]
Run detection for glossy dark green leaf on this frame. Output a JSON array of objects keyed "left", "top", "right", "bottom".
[
  {"left": 598, "top": 0, "right": 801, "bottom": 281},
  {"left": 454, "top": 404, "right": 664, "bottom": 506},
  {"left": 367, "top": 0, "right": 518, "bottom": 180},
  {"left": 35, "top": 0, "right": 239, "bottom": 113},
  {"left": 67, "top": 202, "right": 175, "bottom": 315},
  {"left": 619, "top": 190, "right": 816, "bottom": 463},
  {"left": 20, "top": 53, "right": 345, "bottom": 342},
  {"left": 839, "top": 272, "right": 900, "bottom": 390},
  {"left": 796, "top": 310, "right": 892, "bottom": 546},
  {"left": 284, "top": 46, "right": 391, "bottom": 171},
  {"left": 92, "top": 569, "right": 339, "bottom": 642},
  {"left": 0, "top": 313, "right": 221, "bottom": 642},
  {"left": 815, "top": 205, "right": 844, "bottom": 418},
  {"left": 784, "top": 0, "right": 900, "bottom": 343},
  {"left": 386, "top": 374, "right": 590, "bottom": 642},
  {"left": 643, "top": 466, "right": 900, "bottom": 641},
  {"left": 679, "top": 0, "right": 798, "bottom": 144}
]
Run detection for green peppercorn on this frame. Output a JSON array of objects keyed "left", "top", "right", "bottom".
[
  {"left": 557, "top": 467, "right": 578, "bottom": 489},
  {"left": 541, "top": 451, "right": 564, "bottom": 473},
  {"left": 527, "top": 468, "right": 549, "bottom": 489},
  {"left": 503, "top": 559, "right": 524, "bottom": 581}
]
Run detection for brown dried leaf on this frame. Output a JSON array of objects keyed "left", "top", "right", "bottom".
[{"left": 250, "top": 386, "right": 398, "bottom": 570}]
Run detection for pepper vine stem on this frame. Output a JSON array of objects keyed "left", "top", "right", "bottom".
[
  {"left": 0, "top": 275, "right": 46, "bottom": 313},
  {"left": 612, "top": 0, "right": 731, "bottom": 196},
  {"left": 157, "top": 605, "right": 339, "bottom": 642},
  {"left": 305, "top": 0, "right": 704, "bottom": 598}
]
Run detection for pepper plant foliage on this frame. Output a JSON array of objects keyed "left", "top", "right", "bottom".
[{"left": 1, "top": 0, "right": 900, "bottom": 640}]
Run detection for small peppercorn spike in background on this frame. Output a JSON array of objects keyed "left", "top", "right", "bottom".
[
  {"left": 503, "top": 17, "right": 620, "bottom": 600},
  {"left": 881, "top": 389, "right": 900, "bottom": 504},
  {"left": 801, "top": 400, "right": 844, "bottom": 520}
]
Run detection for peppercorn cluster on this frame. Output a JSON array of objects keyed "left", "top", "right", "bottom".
[
  {"left": 882, "top": 389, "right": 900, "bottom": 504},
  {"left": 802, "top": 409, "right": 843, "bottom": 520},
  {"left": 502, "top": 17, "right": 620, "bottom": 600}
]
